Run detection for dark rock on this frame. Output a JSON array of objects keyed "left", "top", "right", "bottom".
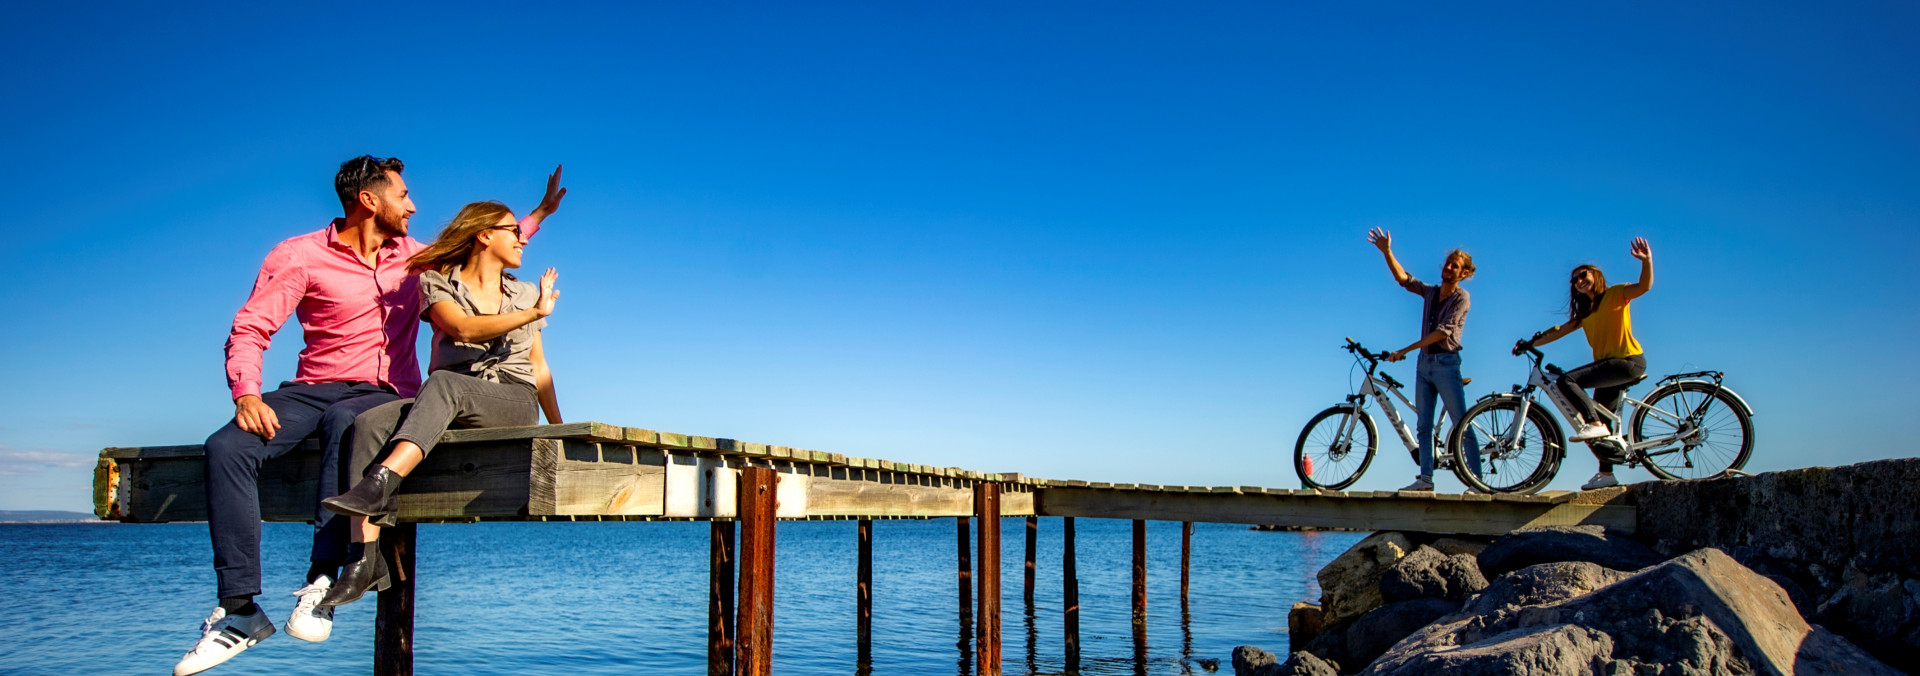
[
  {"left": 1363, "top": 623, "right": 1616, "bottom": 676},
  {"left": 1379, "top": 546, "right": 1488, "bottom": 603},
  {"left": 1341, "top": 597, "right": 1458, "bottom": 671},
  {"left": 1288, "top": 602, "right": 1325, "bottom": 653},
  {"left": 1628, "top": 458, "right": 1920, "bottom": 672},
  {"left": 1476, "top": 524, "right": 1663, "bottom": 579},
  {"left": 1428, "top": 536, "right": 1490, "bottom": 559},
  {"left": 1302, "top": 620, "right": 1351, "bottom": 670},
  {"left": 1197, "top": 657, "right": 1221, "bottom": 673},
  {"left": 1811, "top": 567, "right": 1920, "bottom": 672},
  {"left": 1273, "top": 651, "right": 1340, "bottom": 676},
  {"left": 1317, "top": 532, "right": 1413, "bottom": 626},
  {"left": 1233, "top": 645, "right": 1279, "bottom": 676},
  {"left": 1361, "top": 548, "right": 1902, "bottom": 676},
  {"left": 1459, "top": 561, "right": 1632, "bottom": 616},
  {"left": 1228, "top": 647, "right": 1339, "bottom": 676}
]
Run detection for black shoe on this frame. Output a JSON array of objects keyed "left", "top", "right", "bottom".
[
  {"left": 318, "top": 545, "right": 390, "bottom": 607},
  {"left": 322, "top": 467, "right": 402, "bottom": 524}
]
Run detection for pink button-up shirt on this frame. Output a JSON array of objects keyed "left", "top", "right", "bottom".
[{"left": 223, "top": 217, "right": 540, "bottom": 400}]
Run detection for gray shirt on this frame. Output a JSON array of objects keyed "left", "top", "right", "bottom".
[
  {"left": 419, "top": 267, "right": 545, "bottom": 387},
  {"left": 1402, "top": 277, "right": 1469, "bottom": 354}
]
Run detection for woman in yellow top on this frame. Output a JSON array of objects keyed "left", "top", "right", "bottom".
[{"left": 1514, "top": 237, "right": 1652, "bottom": 490}]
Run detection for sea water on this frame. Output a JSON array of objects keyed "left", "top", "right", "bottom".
[{"left": 1, "top": 520, "right": 1361, "bottom": 675}]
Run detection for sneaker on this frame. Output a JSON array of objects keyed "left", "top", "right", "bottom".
[
  {"left": 1580, "top": 472, "right": 1619, "bottom": 490},
  {"left": 174, "top": 606, "right": 276, "bottom": 676},
  {"left": 1569, "top": 423, "right": 1612, "bottom": 441},
  {"left": 1399, "top": 476, "right": 1435, "bottom": 492},
  {"left": 285, "top": 577, "right": 334, "bottom": 642}
]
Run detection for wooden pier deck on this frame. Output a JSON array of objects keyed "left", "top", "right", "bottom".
[
  {"left": 95, "top": 420, "right": 1632, "bottom": 532},
  {"left": 93, "top": 421, "right": 1635, "bottom": 676}
]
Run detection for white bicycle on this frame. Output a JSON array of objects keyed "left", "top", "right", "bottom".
[
  {"left": 1447, "top": 339, "right": 1756, "bottom": 494},
  {"left": 1292, "top": 338, "right": 1474, "bottom": 490}
]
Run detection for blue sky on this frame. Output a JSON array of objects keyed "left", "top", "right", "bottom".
[{"left": 4, "top": 2, "right": 1917, "bottom": 511}]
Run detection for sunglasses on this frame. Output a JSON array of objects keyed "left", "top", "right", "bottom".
[{"left": 487, "top": 224, "right": 523, "bottom": 238}]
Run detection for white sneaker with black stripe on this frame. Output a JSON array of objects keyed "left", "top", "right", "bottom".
[
  {"left": 285, "top": 577, "right": 334, "bottom": 642},
  {"left": 173, "top": 606, "right": 275, "bottom": 676}
]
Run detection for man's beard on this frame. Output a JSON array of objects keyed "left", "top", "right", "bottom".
[{"left": 374, "top": 207, "right": 408, "bottom": 238}]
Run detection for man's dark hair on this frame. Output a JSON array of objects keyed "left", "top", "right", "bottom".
[{"left": 334, "top": 155, "right": 406, "bottom": 211}]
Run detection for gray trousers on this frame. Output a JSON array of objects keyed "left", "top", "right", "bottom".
[{"left": 346, "top": 371, "right": 539, "bottom": 486}]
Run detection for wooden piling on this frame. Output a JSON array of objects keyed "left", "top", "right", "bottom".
[
  {"left": 975, "top": 484, "right": 1002, "bottom": 676},
  {"left": 1063, "top": 517, "right": 1080, "bottom": 673},
  {"left": 737, "top": 466, "right": 777, "bottom": 676},
  {"left": 1180, "top": 521, "right": 1192, "bottom": 604},
  {"left": 857, "top": 518, "right": 873, "bottom": 672},
  {"left": 957, "top": 516, "right": 973, "bottom": 629},
  {"left": 374, "top": 523, "right": 416, "bottom": 676},
  {"left": 1132, "top": 519, "right": 1147, "bottom": 626},
  {"left": 709, "top": 520, "right": 736, "bottom": 676},
  {"left": 1023, "top": 516, "right": 1037, "bottom": 606}
]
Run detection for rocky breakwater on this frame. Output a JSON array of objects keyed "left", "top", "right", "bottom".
[
  {"left": 1629, "top": 457, "right": 1920, "bottom": 672},
  {"left": 1233, "top": 523, "right": 1902, "bottom": 675}
]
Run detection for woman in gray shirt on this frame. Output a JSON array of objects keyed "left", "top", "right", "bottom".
[{"left": 320, "top": 200, "right": 562, "bottom": 606}]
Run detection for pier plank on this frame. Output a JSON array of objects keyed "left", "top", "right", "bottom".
[{"left": 1036, "top": 487, "right": 1636, "bottom": 535}]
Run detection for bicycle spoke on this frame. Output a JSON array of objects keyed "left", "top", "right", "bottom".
[{"left": 1633, "top": 383, "right": 1753, "bottom": 480}]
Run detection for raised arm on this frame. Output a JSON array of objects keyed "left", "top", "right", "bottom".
[
  {"left": 426, "top": 269, "right": 560, "bottom": 343},
  {"left": 518, "top": 165, "right": 567, "bottom": 239},
  {"left": 530, "top": 333, "right": 562, "bottom": 424},
  {"left": 1367, "top": 227, "right": 1414, "bottom": 288},
  {"left": 1516, "top": 318, "right": 1583, "bottom": 354},
  {"left": 1620, "top": 237, "right": 1653, "bottom": 300}
]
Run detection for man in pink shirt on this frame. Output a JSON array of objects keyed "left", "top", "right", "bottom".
[{"left": 175, "top": 156, "right": 564, "bottom": 676}]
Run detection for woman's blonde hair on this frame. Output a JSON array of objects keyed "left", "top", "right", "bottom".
[{"left": 409, "top": 201, "right": 515, "bottom": 275}]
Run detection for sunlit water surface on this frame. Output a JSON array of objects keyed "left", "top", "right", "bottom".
[{"left": 2, "top": 520, "right": 1361, "bottom": 675}]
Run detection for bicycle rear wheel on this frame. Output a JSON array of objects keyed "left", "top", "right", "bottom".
[
  {"left": 1294, "top": 405, "right": 1377, "bottom": 490},
  {"left": 1449, "top": 396, "right": 1563, "bottom": 494},
  {"left": 1630, "top": 381, "right": 1754, "bottom": 480}
]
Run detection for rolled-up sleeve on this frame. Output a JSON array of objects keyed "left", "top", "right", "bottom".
[
  {"left": 418, "top": 270, "right": 458, "bottom": 318},
  {"left": 224, "top": 243, "right": 308, "bottom": 400}
]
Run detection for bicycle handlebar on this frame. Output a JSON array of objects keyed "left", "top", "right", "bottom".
[{"left": 1343, "top": 338, "right": 1389, "bottom": 363}]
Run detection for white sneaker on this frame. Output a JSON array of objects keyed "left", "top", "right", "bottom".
[
  {"left": 1580, "top": 472, "right": 1619, "bottom": 490},
  {"left": 285, "top": 577, "right": 334, "bottom": 642},
  {"left": 174, "top": 606, "right": 276, "bottom": 676},
  {"left": 1569, "top": 423, "right": 1612, "bottom": 441},
  {"left": 1399, "top": 476, "right": 1435, "bottom": 492}
]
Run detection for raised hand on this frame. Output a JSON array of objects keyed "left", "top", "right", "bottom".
[
  {"left": 531, "top": 165, "right": 567, "bottom": 219},
  {"left": 1629, "top": 237, "right": 1652, "bottom": 261},
  {"left": 1367, "top": 227, "right": 1392, "bottom": 253},
  {"left": 534, "top": 268, "right": 560, "bottom": 317}
]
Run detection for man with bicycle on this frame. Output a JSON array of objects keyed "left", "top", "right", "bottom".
[{"left": 1366, "top": 228, "right": 1483, "bottom": 491}]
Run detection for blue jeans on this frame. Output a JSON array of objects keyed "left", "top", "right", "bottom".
[
  {"left": 203, "top": 381, "right": 399, "bottom": 599},
  {"left": 1415, "top": 352, "right": 1482, "bottom": 479}
]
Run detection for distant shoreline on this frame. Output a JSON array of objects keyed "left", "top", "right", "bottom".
[{"left": 0, "top": 511, "right": 106, "bottom": 524}]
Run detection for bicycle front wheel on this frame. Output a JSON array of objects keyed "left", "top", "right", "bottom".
[
  {"left": 1294, "top": 405, "right": 1377, "bottom": 490},
  {"left": 1631, "top": 381, "right": 1754, "bottom": 480},
  {"left": 1449, "top": 396, "right": 1563, "bottom": 494}
]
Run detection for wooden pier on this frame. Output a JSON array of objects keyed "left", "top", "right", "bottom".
[{"left": 94, "top": 421, "right": 1634, "bottom": 675}]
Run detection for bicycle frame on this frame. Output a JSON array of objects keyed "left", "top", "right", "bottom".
[
  {"left": 1347, "top": 372, "right": 1425, "bottom": 454},
  {"left": 1497, "top": 349, "right": 1725, "bottom": 459},
  {"left": 1334, "top": 341, "right": 1448, "bottom": 459}
]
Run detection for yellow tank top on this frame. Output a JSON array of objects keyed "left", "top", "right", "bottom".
[{"left": 1582, "top": 285, "right": 1644, "bottom": 361}]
